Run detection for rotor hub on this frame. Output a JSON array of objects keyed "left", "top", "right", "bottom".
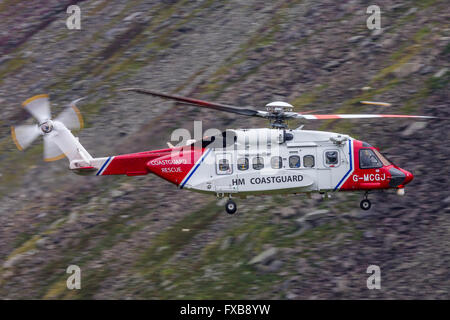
[
  {"left": 265, "top": 102, "right": 294, "bottom": 128},
  {"left": 265, "top": 101, "right": 293, "bottom": 114},
  {"left": 40, "top": 120, "right": 54, "bottom": 134}
]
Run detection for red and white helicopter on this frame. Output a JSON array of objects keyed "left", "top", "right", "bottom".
[{"left": 12, "top": 90, "right": 437, "bottom": 214}]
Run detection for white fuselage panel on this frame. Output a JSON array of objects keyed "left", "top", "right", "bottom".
[{"left": 182, "top": 129, "right": 353, "bottom": 195}]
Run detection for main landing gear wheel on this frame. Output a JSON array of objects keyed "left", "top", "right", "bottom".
[
  {"left": 360, "top": 199, "right": 371, "bottom": 211},
  {"left": 225, "top": 199, "right": 237, "bottom": 215}
]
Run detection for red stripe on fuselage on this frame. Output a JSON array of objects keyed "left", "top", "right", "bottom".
[
  {"left": 101, "top": 148, "right": 175, "bottom": 175},
  {"left": 146, "top": 147, "right": 206, "bottom": 185}
]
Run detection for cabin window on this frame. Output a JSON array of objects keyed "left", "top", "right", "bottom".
[
  {"left": 252, "top": 157, "right": 264, "bottom": 170},
  {"left": 237, "top": 157, "right": 249, "bottom": 171},
  {"left": 325, "top": 150, "right": 339, "bottom": 166},
  {"left": 303, "top": 155, "right": 315, "bottom": 168},
  {"left": 271, "top": 156, "right": 282, "bottom": 169},
  {"left": 218, "top": 158, "right": 230, "bottom": 172},
  {"left": 216, "top": 153, "right": 233, "bottom": 175},
  {"left": 289, "top": 155, "right": 301, "bottom": 168},
  {"left": 359, "top": 149, "right": 383, "bottom": 169}
]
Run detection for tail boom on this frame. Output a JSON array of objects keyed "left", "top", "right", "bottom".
[{"left": 70, "top": 149, "right": 173, "bottom": 176}]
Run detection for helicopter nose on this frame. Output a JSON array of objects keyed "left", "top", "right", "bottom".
[
  {"left": 402, "top": 169, "right": 414, "bottom": 185},
  {"left": 389, "top": 167, "right": 413, "bottom": 187}
]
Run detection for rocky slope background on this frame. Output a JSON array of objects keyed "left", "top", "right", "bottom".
[{"left": 0, "top": 0, "right": 449, "bottom": 299}]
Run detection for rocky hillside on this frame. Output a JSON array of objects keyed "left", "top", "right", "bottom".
[{"left": 0, "top": 0, "right": 449, "bottom": 299}]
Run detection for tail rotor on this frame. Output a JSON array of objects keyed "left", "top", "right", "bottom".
[{"left": 11, "top": 94, "right": 85, "bottom": 161}]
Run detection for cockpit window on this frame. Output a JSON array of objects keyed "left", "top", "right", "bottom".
[
  {"left": 359, "top": 149, "right": 383, "bottom": 169},
  {"left": 373, "top": 149, "right": 391, "bottom": 166}
]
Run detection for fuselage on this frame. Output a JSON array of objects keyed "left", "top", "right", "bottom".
[{"left": 84, "top": 128, "right": 413, "bottom": 196}]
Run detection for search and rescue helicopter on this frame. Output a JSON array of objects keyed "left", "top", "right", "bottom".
[{"left": 11, "top": 90, "right": 437, "bottom": 214}]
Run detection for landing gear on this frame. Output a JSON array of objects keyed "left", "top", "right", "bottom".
[
  {"left": 225, "top": 199, "right": 237, "bottom": 215},
  {"left": 360, "top": 199, "right": 371, "bottom": 210},
  {"left": 360, "top": 191, "right": 371, "bottom": 210}
]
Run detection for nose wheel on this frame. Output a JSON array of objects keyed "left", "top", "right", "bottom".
[
  {"left": 360, "top": 192, "right": 371, "bottom": 210},
  {"left": 225, "top": 199, "right": 237, "bottom": 215}
]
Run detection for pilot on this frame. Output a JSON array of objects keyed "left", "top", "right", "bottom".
[{"left": 360, "top": 149, "right": 374, "bottom": 168}]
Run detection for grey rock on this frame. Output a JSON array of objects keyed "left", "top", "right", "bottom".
[
  {"left": 3, "top": 250, "right": 36, "bottom": 269},
  {"left": 111, "top": 189, "right": 125, "bottom": 198},
  {"left": 0, "top": 55, "right": 11, "bottom": 65},
  {"left": 393, "top": 63, "right": 423, "bottom": 78},
  {"left": 123, "top": 12, "right": 143, "bottom": 22},
  {"left": 433, "top": 67, "right": 448, "bottom": 78},
  {"left": 360, "top": 39, "right": 374, "bottom": 48},
  {"left": 371, "top": 28, "right": 383, "bottom": 38},
  {"left": 236, "top": 232, "right": 248, "bottom": 244},
  {"left": 286, "top": 292, "right": 298, "bottom": 300},
  {"left": 36, "top": 238, "right": 46, "bottom": 249},
  {"left": 323, "top": 60, "right": 341, "bottom": 70},
  {"left": 384, "top": 233, "right": 398, "bottom": 249},
  {"left": 363, "top": 230, "right": 375, "bottom": 239},
  {"left": 294, "top": 209, "right": 329, "bottom": 232},
  {"left": 404, "top": 7, "right": 418, "bottom": 16},
  {"left": 2, "top": 269, "right": 14, "bottom": 279},
  {"left": 161, "top": 280, "right": 172, "bottom": 287},
  {"left": 295, "top": 216, "right": 312, "bottom": 228},
  {"left": 279, "top": 207, "right": 297, "bottom": 218},
  {"left": 216, "top": 198, "right": 227, "bottom": 206},
  {"left": 249, "top": 247, "right": 278, "bottom": 265},
  {"left": 266, "top": 259, "right": 283, "bottom": 272},
  {"left": 105, "top": 27, "right": 127, "bottom": 40},
  {"left": 420, "top": 66, "right": 434, "bottom": 74},
  {"left": 348, "top": 35, "right": 364, "bottom": 43},
  {"left": 156, "top": 246, "right": 169, "bottom": 253},
  {"left": 68, "top": 211, "right": 78, "bottom": 224},
  {"left": 303, "top": 209, "right": 329, "bottom": 222},
  {"left": 401, "top": 121, "right": 428, "bottom": 137},
  {"left": 381, "top": 38, "right": 396, "bottom": 49},
  {"left": 220, "top": 236, "right": 233, "bottom": 250},
  {"left": 332, "top": 277, "right": 348, "bottom": 293}
]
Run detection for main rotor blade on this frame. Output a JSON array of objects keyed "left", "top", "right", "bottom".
[
  {"left": 360, "top": 101, "right": 392, "bottom": 107},
  {"left": 297, "top": 114, "right": 438, "bottom": 120},
  {"left": 11, "top": 124, "right": 41, "bottom": 150},
  {"left": 22, "top": 94, "right": 51, "bottom": 123},
  {"left": 119, "top": 88, "right": 262, "bottom": 117},
  {"left": 297, "top": 109, "right": 325, "bottom": 114}
]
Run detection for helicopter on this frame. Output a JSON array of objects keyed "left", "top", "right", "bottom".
[{"left": 11, "top": 90, "right": 437, "bottom": 214}]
